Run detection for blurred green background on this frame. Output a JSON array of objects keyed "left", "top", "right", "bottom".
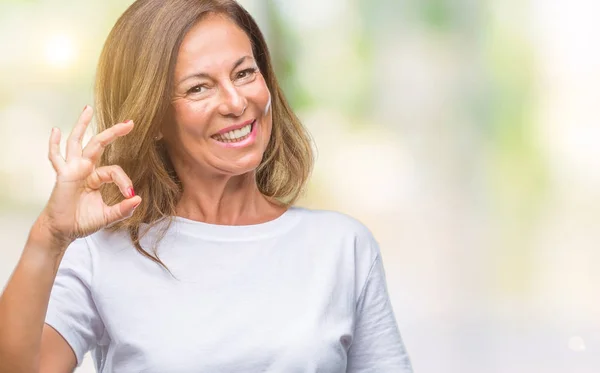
[{"left": 1, "top": 0, "right": 600, "bottom": 372}]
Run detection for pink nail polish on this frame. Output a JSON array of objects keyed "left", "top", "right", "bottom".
[
  {"left": 128, "top": 187, "right": 135, "bottom": 198},
  {"left": 82, "top": 105, "right": 88, "bottom": 112}
]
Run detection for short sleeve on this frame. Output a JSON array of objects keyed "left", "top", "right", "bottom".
[
  {"left": 347, "top": 253, "right": 413, "bottom": 372},
  {"left": 45, "top": 238, "right": 104, "bottom": 366}
]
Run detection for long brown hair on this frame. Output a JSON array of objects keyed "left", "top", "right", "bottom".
[{"left": 94, "top": 0, "right": 313, "bottom": 270}]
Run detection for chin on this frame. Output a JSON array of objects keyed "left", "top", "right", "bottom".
[{"left": 218, "top": 154, "right": 264, "bottom": 177}]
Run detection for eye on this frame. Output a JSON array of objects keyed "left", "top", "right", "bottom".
[
  {"left": 235, "top": 67, "right": 257, "bottom": 80},
  {"left": 187, "top": 85, "right": 207, "bottom": 95}
]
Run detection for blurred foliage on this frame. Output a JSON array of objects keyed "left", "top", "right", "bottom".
[
  {"left": 483, "top": 8, "right": 548, "bottom": 296},
  {"left": 418, "top": 0, "right": 456, "bottom": 32},
  {"left": 265, "top": 0, "right": 313, "bottom": 111}
]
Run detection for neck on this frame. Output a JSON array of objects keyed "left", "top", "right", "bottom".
[{"left": 175, "top": 171, "right": 284, "bottom": 226}]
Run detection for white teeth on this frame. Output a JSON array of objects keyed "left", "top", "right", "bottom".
[{"left": 215, "top": 123, "right": 252, "bottom": 142}]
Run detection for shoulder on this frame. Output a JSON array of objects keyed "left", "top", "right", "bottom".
[
  {"left": 78, "top": 228, "right": 132, "bottom": 258},
  {"left": 61, "top": 228, "right": 140, "bottom": 275},
  {"left": 292, "top": 207, "right": 380, "bottom": 259},
  {"left": 60, "top": 229, "right": 131, "bottom": 272},
  {"left": 293, "top": 207, "right": 375, "bottom": 239},
  {"left": 293, "top": 208, "right": 382, "bottom": 298}
]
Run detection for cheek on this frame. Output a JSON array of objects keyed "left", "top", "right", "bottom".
[
  {"left": 262, "top": 88, "right": 272, "bottom": 118},
  {"left": 256, "top": 84, "right": 273, "bottom": 138},
  {"left": 261, "top": 90, "right": 273, "bottom": 136},
  {"left": 172, "top": 100, "right": 212, "bottom": 136},
  {"left": 259, "top": 93, "right": 273, "bottom": 141},
  {"left": 247, "top": 75, "right": 272, "bottom": 115},
  {"left": 263, "top": 91, "right": 272, "bottom": 117}
]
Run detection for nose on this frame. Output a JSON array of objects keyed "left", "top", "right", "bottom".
[{"left": 217, "top": 83, "right": 247, "bottom": 117}]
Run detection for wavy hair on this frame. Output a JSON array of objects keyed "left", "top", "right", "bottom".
[{"left": 94, "top": 0, "right": 313, "bottom": 270}]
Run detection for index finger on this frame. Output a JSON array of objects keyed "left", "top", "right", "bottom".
[
  {"left": 66, "top": 105, "right": 94, "bottom": 160},
  {"left": 82, "top": 120, "right": 134, "bottom": 164}
]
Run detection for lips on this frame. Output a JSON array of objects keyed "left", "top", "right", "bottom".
[
  {"left": 212, "top": 119, "right": 255, "bottom": 137},
  {"left": 210, "top": 118, "right": 259, "bottom": 148},
  {"left": 212, "top": 120, "right": 255, "bottom": 143}
]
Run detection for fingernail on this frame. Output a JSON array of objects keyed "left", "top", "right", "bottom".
[
  {"left": 82, "top": 105, "right": 88, "bottom": 112},
  {"left": 128, "top": 187, "right": 135, "bottom": 198},
  {"left": 130, "top": 202, "right": 141, "bottom": 217}
]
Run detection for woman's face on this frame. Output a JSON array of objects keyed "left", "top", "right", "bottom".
[{"left": 166, "top": 14, "right": 272, "bottom": 177}]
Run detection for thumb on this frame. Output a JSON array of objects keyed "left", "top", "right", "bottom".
[{"left": 105, "top": 196, "right": 142, "bottom": 224}]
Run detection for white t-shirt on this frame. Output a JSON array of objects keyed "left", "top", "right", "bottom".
[{"left": 46, "top": 207, "right": 412, "bottom": 372}]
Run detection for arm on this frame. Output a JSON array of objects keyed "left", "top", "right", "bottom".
[
  {"left": 0, "top": 106, "right": 140, "bottom": 373},
  {"left": 0, "top": 221, "right": 76, "bottom": 373},
  {"left": 347, "top": 254, "right": 413, "bottom": 373}
]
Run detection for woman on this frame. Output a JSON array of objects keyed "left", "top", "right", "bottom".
[{"left": 0, "top": 0, "right": 413, "bottom": 372}]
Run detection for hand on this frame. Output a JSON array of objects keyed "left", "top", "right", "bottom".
[{"left": 39, "top": 106, "right": 142, "bottom": 248}]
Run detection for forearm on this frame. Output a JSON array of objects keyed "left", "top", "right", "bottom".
[{"left": 0, "top": 219, "right": 68, "bottom": 372}]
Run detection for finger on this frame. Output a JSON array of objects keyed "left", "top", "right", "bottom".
[
  {"left": 66, "top": 105, "right": 94, "bottom": 160},
  {"left": 48, "top": 127, "right": 66, "bottom": 172},
  {"left": 104, "top": 196, "right": 142, "bottom": 225},
  {"left": 86, "top": 165, "right": 135, "bottom": 198},
  {"left": 82, "top": 120, "right": 134, "bottom": 164}
]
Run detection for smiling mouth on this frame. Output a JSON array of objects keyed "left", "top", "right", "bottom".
[{"left": 211, "top": 120, "right": 255, "bottom": 143}]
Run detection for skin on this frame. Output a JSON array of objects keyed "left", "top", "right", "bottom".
[
  {"left": 166, "top": 14, "right": 285, "bottom": 225},
  {"left": 0, "top": 109, "right": 138, "bottom": 373},
  {"left": 0, "top": 14, "right": 284, "bottom": 373}
]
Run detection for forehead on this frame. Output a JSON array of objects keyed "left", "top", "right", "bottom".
[{"left": 175, "top": 14, "right": 253, "bottom": 74}]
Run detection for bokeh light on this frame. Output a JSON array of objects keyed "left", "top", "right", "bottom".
[{"left": 44, "top": 33, "right": 77, "bottom": 68}]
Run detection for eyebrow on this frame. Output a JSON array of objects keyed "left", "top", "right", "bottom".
[{"left": 177, "top": 55, "right": 253, "bottom": 85}]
